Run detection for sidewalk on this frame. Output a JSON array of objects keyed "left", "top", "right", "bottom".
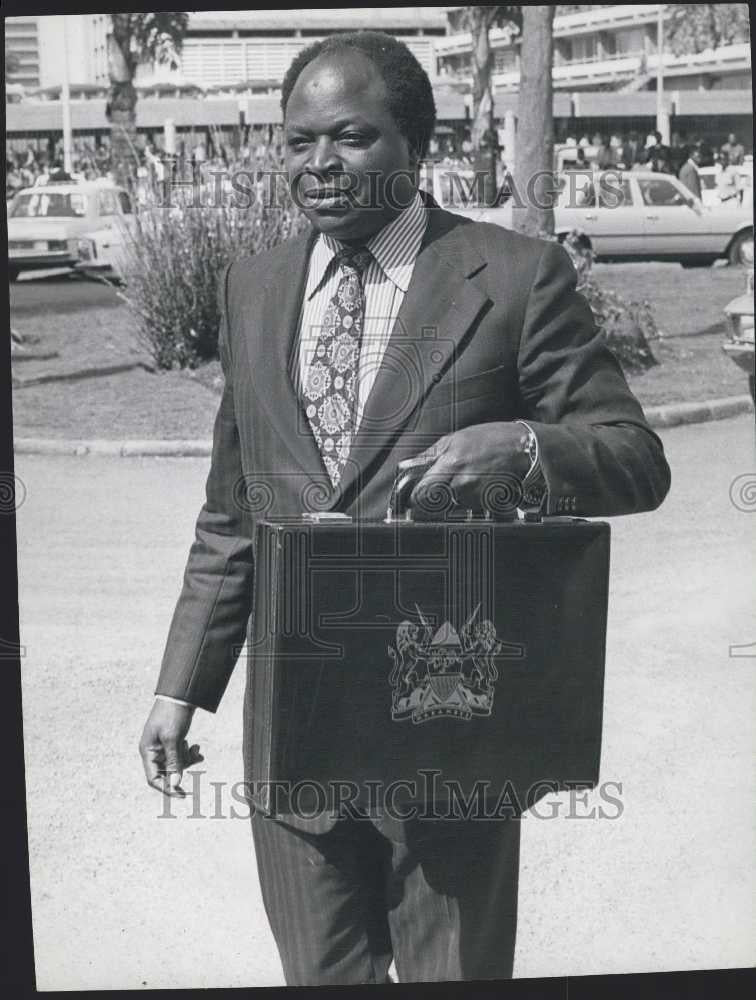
[{"left": 13, "top": 394, "right": 754, "bottom": 457}]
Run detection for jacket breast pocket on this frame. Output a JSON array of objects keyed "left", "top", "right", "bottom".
[{"left": 422, "top": 363, "right": 507, "bottom": 411}]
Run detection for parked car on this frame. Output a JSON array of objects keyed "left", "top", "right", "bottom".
[
  {"left": 420, "top": 165, "right": 754, "bottom": 268},
  {"left": 7, "top": 179, "right": 135, "bottom": 281},
  {"left": 722, "top": 268, "right": 755, "bottom": 404}
]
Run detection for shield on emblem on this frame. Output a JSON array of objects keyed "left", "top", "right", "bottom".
[{"left": 429, "top": 673, "right": 461, "bottom": 702}]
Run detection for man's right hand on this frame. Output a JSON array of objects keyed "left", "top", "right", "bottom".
[{"left": 139, "top": 699, "right": 204, "bottom": 798}]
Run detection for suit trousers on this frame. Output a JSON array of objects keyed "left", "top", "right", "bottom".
[{"left": 250, "top": 807, "right": 521, "bottom": 985}]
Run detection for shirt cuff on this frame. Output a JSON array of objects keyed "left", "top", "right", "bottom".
[
  {"left": 515, "top": 420, "right": 548, "bottom": 516},
  {"left": 155, "top": 694, "right": 197, "bottom": 709}
]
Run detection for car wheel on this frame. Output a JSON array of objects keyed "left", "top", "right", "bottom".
[
  {"left": 728, "top": 229, "right": 754, "bottom": 268},
  {"left": 8, "top": 267, "right": 20, "bottom": 283}
]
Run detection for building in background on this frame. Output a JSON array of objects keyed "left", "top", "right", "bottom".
[
  {"left": 4, "top": 6, "right": 752, "bottom": 160},
  {"left": 138, "top": 7, "right": 448, "bottom": 89},
  {"left": 5, "top": 14, "right": 109, "bottom": 92},
  {"left": 5, "top": 16, "right": 42, "bottom": 90},
  {"left": 437, "top": 4, "right": 751, "bottom": 93}
]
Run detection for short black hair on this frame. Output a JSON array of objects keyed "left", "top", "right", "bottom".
[{"left": 281, "top": 30, "right": 436, "bottom": 160}]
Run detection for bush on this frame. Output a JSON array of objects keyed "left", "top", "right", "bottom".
[
  {"left": 560, "top": 230, "right": 659, "bottom": 375},
  {"left": 118, "top": 149, "right": 309, "bottom": 370}
]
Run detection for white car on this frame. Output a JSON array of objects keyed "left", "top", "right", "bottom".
[
  {"left": 421, "top": 166, "right": 754, "bottom": 267},
  {"left": 7, "top": 180, "right": 134, "bottom": 280}
]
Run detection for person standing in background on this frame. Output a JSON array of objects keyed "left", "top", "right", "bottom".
[{"left": 679, "top": 146, "right": 703, "bottom": 200}]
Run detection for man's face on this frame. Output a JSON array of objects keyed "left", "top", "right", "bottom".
[
  {"left": 728, "top": 134, "right": 736, "bottom": 145},
  {"left": 284, "top": 51, "right": 417, "bottom": 243}
]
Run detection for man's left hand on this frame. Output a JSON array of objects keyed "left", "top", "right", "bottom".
[{"left": 398, "top": 422, "right": 533, "bottom": 515}]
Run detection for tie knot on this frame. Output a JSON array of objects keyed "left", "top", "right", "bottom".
[{"left": 335, "top": 246, "right": 372, "bottom": 276}]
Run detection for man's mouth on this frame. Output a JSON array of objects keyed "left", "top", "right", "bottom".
[{"left": 301, "top": 186, "right": 355, "bottom": 207}]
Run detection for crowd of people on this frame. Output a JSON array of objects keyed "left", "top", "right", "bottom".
[
  {"left": 5, "top": 140, "right": 116, "bottom": 198},
  {"left": 6, "top": 125, "right": 749, "bottom": 204}
]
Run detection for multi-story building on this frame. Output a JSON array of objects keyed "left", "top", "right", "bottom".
[
  {"left": 436, "top": 4, "right": 751, "bottom": 93},
  {"left": 140, "top": 7, "right": 448, "bottom": 89},
  {"left": 5, "top": 16, "right": 42, "bottom": 89},
  {"left": 5, "top": 14, "right": 109, "bottom": 91}
]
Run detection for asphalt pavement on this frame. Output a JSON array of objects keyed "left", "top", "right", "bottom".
[
  {"left": 9, "top": 270, "right": 121, "bottom": 317},
  {"left": 14, "top": 415, "right": 756, "bottom": 989}
]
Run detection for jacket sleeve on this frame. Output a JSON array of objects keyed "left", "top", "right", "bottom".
[
  {"left": 516, "top": 241, "right": 671, "bottom": 517},
  {"left": 154, "top": 261, "right": 255, "bottom": 712}
]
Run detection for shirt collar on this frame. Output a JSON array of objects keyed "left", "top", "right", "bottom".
[{"left": 305, "top": 190, "right": 427, "bottom": 300}]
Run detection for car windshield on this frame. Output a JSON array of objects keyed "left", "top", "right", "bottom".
[{"left": 11, "top": 191, "right": 88, "bottom": 218}]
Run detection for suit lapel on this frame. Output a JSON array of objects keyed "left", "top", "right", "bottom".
[
  {"left": 246, "top": 227, "right": 332, "bottom": 479},
  {"left": 333, "top": 208, "right": 491, "bottom": 507}
]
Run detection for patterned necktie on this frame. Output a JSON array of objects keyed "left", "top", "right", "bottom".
[{"left": 303, "top": 246, "right": 372, "bottom": 487}]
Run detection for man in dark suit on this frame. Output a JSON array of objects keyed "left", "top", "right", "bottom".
[
  {"left": 679, "top": 147, "right": 703, "bottom": 201},
  {"left": 139, "top": 32, "right": 670, "bottom": 985}
]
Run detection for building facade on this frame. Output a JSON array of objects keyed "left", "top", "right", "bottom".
[
  {"left": 5, "top": 14, "right": 109, "bottom": 91},
  {"left": 139, "top": 8, "right": 448, "bottom": 90},
  {"left": 436, "top": 4, "right": 751, "bottom": 93}
]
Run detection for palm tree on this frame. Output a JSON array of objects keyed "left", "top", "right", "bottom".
[{"left": 106, "top": 13, "right": 189, "bottom": 188}]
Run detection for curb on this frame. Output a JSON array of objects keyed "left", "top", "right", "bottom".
[
  {"left": 644, "top": 394, "right": 753, "bottom": 428},
  {"left": 11, "top": 360, "right": 153, "bottom": 388},
  {"left": 13, "top": 395, "right": 754, "bottom": 457}
]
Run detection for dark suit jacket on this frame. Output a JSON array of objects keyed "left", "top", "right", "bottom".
[
  {"left": 678, "top": 161, "right": 702, "bottom": 201},
  {"left": 155, "top": 201, "right": 670, "bottom": 834}
]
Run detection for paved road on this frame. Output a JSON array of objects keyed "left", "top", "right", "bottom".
[
  {"left": 14, "top": 416, "right": 756, "bottom": 989},
  {"left": 10, "top": 270, "right": 121, "bottom": 317}
]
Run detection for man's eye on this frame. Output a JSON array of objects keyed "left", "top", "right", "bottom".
[
  {"left": 339, "top": 134, "right": 369, "bottom": 146},
  {"left": 287, "top": 137, "right": 310, "bottom": 149}
]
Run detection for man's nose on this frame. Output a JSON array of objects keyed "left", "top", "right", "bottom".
[{"left": 309, "top": 137, "right": 341, "bottom": 176}]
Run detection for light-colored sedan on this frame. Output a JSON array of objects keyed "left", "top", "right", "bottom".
[
  {"left": 421, "top": 166, "right": 754, "bottom": 267},
  {"left": 7, "top": 180, "right": 135, "bottom": 281}
]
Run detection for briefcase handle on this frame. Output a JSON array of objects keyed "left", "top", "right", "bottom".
[{"left": 386, "top": 460, "right": 523, "bottom": 523}]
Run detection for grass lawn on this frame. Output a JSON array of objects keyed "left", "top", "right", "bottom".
[{"left": 11, "top": 263, "right": 752, "bottom": 441}]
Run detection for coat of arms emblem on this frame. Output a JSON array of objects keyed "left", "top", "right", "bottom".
[{"left": 388, "top": 604, "right": 523, "bottom": 723}]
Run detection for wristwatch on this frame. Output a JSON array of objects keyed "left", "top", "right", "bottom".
[{"left": 516, "top": 420, "right": 548, "bottom": 518}]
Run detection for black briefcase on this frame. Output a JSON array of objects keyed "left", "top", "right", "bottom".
[{"left": 246, "top": 507, "right": 610, "bottom": 821}]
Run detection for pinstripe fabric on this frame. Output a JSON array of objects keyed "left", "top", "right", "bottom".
[
  {"left": 296, "top": 191, "right": 427, "bottom": 432},
  {"left": 251, "top": 809, "right": 520, "bottom": 985}
]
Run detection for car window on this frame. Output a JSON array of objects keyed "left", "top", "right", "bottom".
[
  {"left": 97, "top": 190, "right": 119, "bottom": 216},
  {"left": 637, "top": 178, "right": 688, "bottom": 207},
  {"left": 558, "top": 171, "right": 596, "bottom": 208},
  {"left": 598, "top": 175, "right": 633, "bottom": 208},
  {"left": 117, "top": 191, "right": 133, "bottom": 214},
  {"left": 11, "top": 191, "right": 87, "bottom": 218}
]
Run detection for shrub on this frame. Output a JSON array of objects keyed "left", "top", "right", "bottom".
[
  {"left": 118, "top": 149, "right": 309, "bottom": 370},
  {"left": 560, "top": 230, "right": 659, "bottom": 375}
]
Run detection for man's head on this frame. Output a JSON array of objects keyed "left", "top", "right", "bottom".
[
  {"left": 281, "top": 31, "right": 436, "bottom": 243},
  {"left": 690, "top": 147, "right": 702, "bottom": 165},
  {"left": 728, "top": 133, "right": 737, "bottom": 145}
]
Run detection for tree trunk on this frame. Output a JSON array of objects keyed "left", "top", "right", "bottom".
[
  {"left": 512, "top": 6, "right": 555, "bottom": 237},
  {"left": 469, "top": 7, "right": 499, "bottom": 207},
  {"left": 107, "top": 27, "right": 139, "bottom": 189},
  {"left": 109, "top": 101, "right": 138, "bottom": 188}
]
